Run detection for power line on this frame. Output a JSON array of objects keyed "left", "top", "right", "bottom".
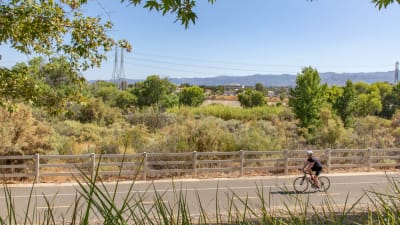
[
  {"left": 124, "top": 56, "right": 300, "bottom": 74},
  {"left": 125, "top": 62, "right": 298, "bottom": 76},
  {"left": 132, "top": 51, "right": 300, "bottom": 68},
  {"left": 132, "top": 51, "right": 393, "bottom": 69},
  {"left": 123, "top": 57, "right": 392, "bottom": 77},
  {"left": 95, "top": 0, "right": 112, "bottom": 20},
  {"left": 124, "top": 62, "right": 219, "bottom": 76}
]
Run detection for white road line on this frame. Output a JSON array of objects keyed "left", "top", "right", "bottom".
[
  {"left": 36, "top": 205, "right": 71, "bottom": 209},
  {"left": 142, "top": 200, "right": 168, "bottom": 205},
  {"left": 316, "top": 192, "right": 341, "bottom": 196},
  {"left": 332, "top": 182, "right": 383, "bottom": 185},
  {"left": 0, "top": 193, "right": 79, "bottom": 199},
  {"left": 232, "top": 196, "right": 258, "bottom": 199}
]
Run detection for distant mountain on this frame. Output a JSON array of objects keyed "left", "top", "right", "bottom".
[
  {"left": 320, "top": 71, "right": 395, "bottom": 86},
  {"left": 168, "top": 74, "right": 297, "bottom": 87},
  {"left": 96, "top": 71, "right": 396, "bottom": 87}
]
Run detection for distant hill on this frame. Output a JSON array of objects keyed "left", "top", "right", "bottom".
[{"left": 94, "top": 71, "right": 396, "bottom": 87}]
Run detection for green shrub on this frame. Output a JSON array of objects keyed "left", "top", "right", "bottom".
[
  {"left": 97, "top": 140, "right": 120, "bottom": 154},
  {"left": 234, "top": 120, "right": 283, "bottom": 151},
  {"left": 68, "top": 98, "right": 123, "bottom": 126},
  {"left": 49, "top": 133, "right": 75, "bottom": 155},
  {"left": 152, "top": 116, "right": 236, "bottom": 152},
  {"left": 127, "top": 109, "right": 176, "bottom": 131},
  {"left": 53, "top": 120, "right": 102, "bottom": 143},
  {"left": 168, "top": 105, "right": 287, "bottom": 121},
  {"left": 0, "top": 104, "right": 54, "bottom": 155}
]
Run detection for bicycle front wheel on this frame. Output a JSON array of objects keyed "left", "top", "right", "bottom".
[
  {"left": 293, "top": 176, "right": 309, "bottom": 193},
  {"left": 318, "top": 176, "right": 331, "bottom": 192}
]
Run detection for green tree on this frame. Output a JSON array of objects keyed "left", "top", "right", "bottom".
[
  {"left": 372, "top": 82, "right": 392, "bottom": 99},
  {"left": 333, "top": 80, "right": 357, "bottom": 127},
  {"left": 1, "top": 57, "right": 87, "bottom": 114},
  {"left": 123, "top": 0, "right": 216, "bottom": 28},
  {"left": 376, "top": 82, "right": 400, "bottom": 119},
  {"left": 34, "top": 57, "right": 83, "bottom": 89},
  {"left": 90, "top": 81, "right": 120, "bottom": 105},
  {"left": 289, "top": 67, "right": 327, "bottom": 129},
  {"left": 115, "top": 89, "right": 137, "bottom": 111},
  {"left": 132, "top": 75, "right": 176, "bottom": 108},
  {"left": 255, "top": 83, "right": 267, "bottom": 94},
  {"left": 372, "top": 0, "right": 400, "bottom": 8},
  {"left": 353, "top": 82, "right": 382, "bottom": 117},
  {"left": 326, "top": 85, "right": 343, "bottom": 106},
  {"left": 179, "top": 86, "right": 205, "bottom": 107},
  {"left": 237, "top": 88, "right": 266, "bottom": 108},
  {"left": 0, "top": 0, "right": 216, "bottom": 112}
]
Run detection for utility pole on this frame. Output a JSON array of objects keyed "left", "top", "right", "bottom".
[
  {"left": 111, "top": 46, "right": 118, "bottom": 85},
  {"left": 395, "top": 61, "right": 399, "bottom": 84},
  {"left": 119, "top": 48, "right": 126, "bottom": 90}
]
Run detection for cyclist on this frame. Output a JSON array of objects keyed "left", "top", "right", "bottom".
[{"left": 303, "top": 150, "right": 323, "bottom": 189}]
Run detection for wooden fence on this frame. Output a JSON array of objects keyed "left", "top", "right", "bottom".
[{"left": 0, "top": 148, "right": 399, "bottom": 183}]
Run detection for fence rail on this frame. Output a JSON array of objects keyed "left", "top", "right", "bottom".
[{"left": 0, "top": 148, "right": 399, "bottom": 183}]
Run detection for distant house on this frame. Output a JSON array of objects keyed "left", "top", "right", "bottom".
[
  {"left": 267, "top": 90, "right": 275, "bottom": 97},
  {"left": 223, "top": 84, "right": 244, "bottom": 96}
]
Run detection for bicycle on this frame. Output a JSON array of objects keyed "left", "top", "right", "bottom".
[{"left": 293, "top": 171, "right": 331, "bottom": 193}]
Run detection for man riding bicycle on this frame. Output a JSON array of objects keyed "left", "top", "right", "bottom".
[{"left": 303, "top": 150, "right": 323, "bottom": 189}]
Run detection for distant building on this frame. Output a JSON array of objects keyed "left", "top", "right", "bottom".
[
  {"left": 223, "top": 84, "right": 244, "bottom": 96},
  {"left": 267, "top": 90, "right": 275, "bottom": 97}
]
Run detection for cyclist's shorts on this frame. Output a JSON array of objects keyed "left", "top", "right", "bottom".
[{"left": 311, "top": 167, "right": 322, "bottom": 176}]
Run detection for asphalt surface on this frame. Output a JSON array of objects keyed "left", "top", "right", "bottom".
[{"left": 1, "top": 172, "right": 399, "bottom": 223}]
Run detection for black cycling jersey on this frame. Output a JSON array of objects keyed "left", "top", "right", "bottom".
[{"left": 307, "top": 157, "right": 323, "bottom": 170}]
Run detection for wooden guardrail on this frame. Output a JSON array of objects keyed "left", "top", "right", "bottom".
[{"left": 0, "top": 148, "right": 399, "bottom": 183}]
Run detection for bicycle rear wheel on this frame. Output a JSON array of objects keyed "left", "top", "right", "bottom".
[
  {"left": 293, "top": 176, "right": 309, "bottom": 193},
  {"left": 318, "top": 176, "right": 331, "bottom": 192}
]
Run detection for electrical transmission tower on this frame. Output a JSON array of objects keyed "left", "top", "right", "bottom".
[
  {"left": 111, "top": 46, "right": 127, "bottom": 90},
  {"left": 111, "top": 46, "right": 118, "bottom": 84},
  {"left": 395, "top": 61, "right": 399, "bottom": 84}
]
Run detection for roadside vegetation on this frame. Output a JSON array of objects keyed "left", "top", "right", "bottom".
[{"left": 3, "top": 61, "right": 400, "bottom": 156}]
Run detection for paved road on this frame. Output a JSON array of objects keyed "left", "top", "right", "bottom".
[{"left": 1, "top": 172, "right": 399, "bottom": 222}]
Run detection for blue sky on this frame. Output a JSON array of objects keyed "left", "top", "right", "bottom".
[{"left": 1, "top": 0, "right": 400, "bottom": 81}]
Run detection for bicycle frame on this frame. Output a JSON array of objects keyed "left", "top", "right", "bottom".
[
  {"left": 293, "top": 171, "right": 331, "bottom": 193},
  {"left": 302, "top": 172, "right": 316, "bottom": 185}
]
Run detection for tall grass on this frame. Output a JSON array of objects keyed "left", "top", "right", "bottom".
[{"left": 2, "top": 177, "right": 400, "bottom": 225}]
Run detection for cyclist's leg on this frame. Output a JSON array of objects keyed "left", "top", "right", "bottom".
[
  {"left": 306, "top": 167, "right": 313, "bottom": 177},
  {"left": 314, "top": 169, "right": 321, "bottom": 188},
  {"left": 309, "top": 169, "right": 316, "bottom": 185}
]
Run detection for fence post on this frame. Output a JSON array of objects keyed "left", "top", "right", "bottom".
[
  {"left": 192, "top": 151, "right": 198, "bottom": 178},
  {"left": 326, "top": 148, "right": 331, "bottom": 174},
  {"left": 34, "top": 154, "right": 40, "bottom": 183},
  {"left": 239, "top": 150, "right": 244, "bottom": 177},
  {"left": 284, "top": 150, "right": 289, "bottom": 175},
  {"left": 90, "top": 153, "right": 96, "bottom": 181},
  {"left": 143, "top": 152, "right": 148, "bottom": 181},
  {"left": 368, "top": 148, "right": 372, "bottom": 172}
]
